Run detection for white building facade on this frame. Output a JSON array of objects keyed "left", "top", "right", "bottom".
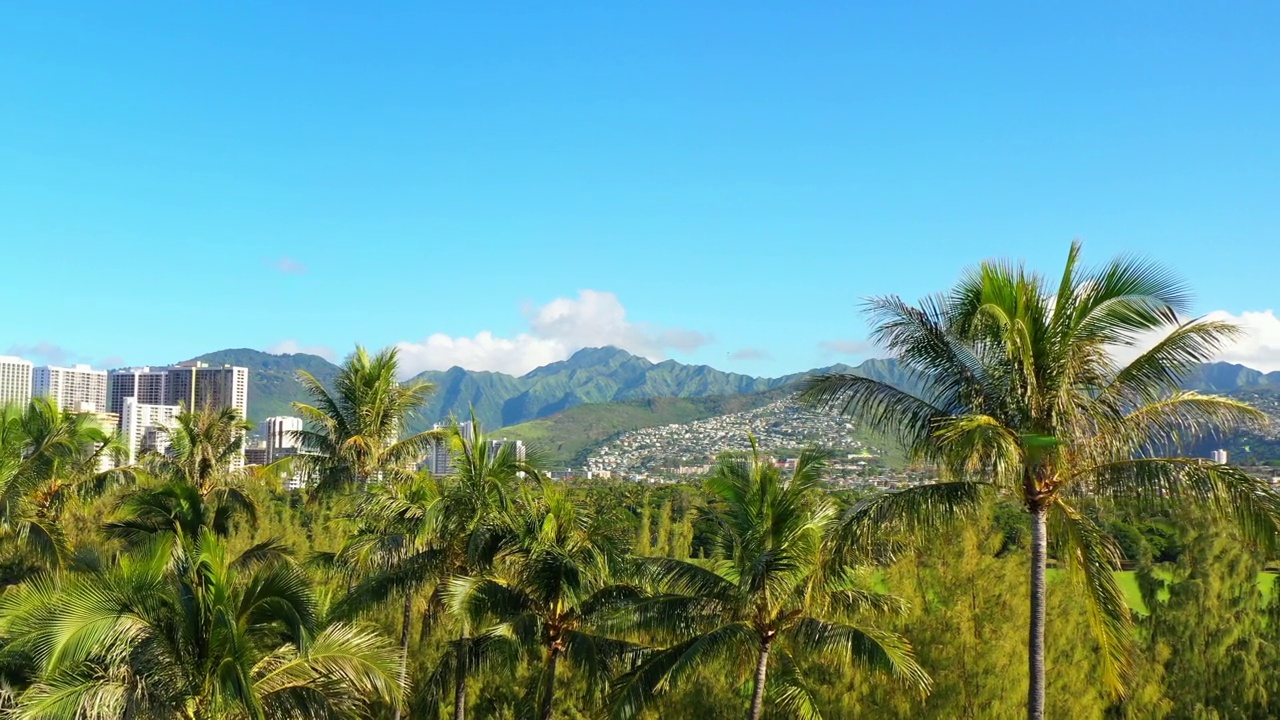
[
  {"left": 0, "top": 356, "right": 33, "bottom": 408},
  {"left": 264, "top": 415, "right": 304, "bottom": 462},
  {"left": 33, "top": 364, "right": 108, "bottom": 413},
  {"left": 120, "top": 397, "right": 182, "bottom": 464}
]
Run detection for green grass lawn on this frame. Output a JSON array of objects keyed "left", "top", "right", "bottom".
[
  {"left": 1112, "top": 570, "right": 1274, "bottom": 615},
  {"left": 1042, "top": 569, "right": 1275, "bottom": 616},
  {"left": 1114, "top": 571, "right": 1148, "bottom": 614}
]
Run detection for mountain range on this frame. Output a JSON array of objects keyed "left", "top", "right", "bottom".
[
  {"left": 188, "top": 347, "right": 1280, "bottom": 465},
  {"left": 191, "top": 347, "right": 913, "bottom": 431}
]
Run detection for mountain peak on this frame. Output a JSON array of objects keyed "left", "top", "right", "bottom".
[
  {"left": 567, "top": 346, "right": 636, "bottom": 363},
  {"left": 532, "top": 346, "right": 652, "bottom": 375}
]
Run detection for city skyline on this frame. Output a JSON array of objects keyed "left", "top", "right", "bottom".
[{"left": 4, "top": 4, "right": 1280, "bottom": 376}]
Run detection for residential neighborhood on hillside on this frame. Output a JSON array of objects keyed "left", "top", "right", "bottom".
[{"left": 583, "top": 398, "right": 905, "bottom": 484}]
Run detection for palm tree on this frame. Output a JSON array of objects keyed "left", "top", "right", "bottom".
[
  {"left": 801, "top": 242, "right": 1280, "bottom": 719},
  {"left": 423, "top": 413, "right": 544, "bottom": 720},
  {"left": 293, "top": 346, "right": 436, "bottom": 494},
  {"left": 327, "top": 473, "right": 447, "bottom": 720},
  {"left": 447, "top": 484, "right": 641, "bottom": 720},
  {"left": 151, "top": 403, "right": 252, "bottom": 493},
  {"left": 0, "top": 399, "right": 135, "bottom": 574},
  {"left": 104, "top": 478, "right": 261, "bottom": 547},
  {"left": 611, "top": 440, "right": 929, "bottom": 720},
  {"left": 0, "top": 529, "right": 402, "bottom": 719}
]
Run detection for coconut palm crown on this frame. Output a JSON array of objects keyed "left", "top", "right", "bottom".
[
  {"left": 447, "top": 484, "right": 641, "bottom": 720},
  {"left": 293, "top": 346, "right": 436, "bottom": 494},
  {"left": 610, "top": 439, "right": 929, "bottom": 720},
  {"left": 801, "top": 242, "right": 1280, "bottom": 719},
  {"left": 0, "top": 529, "right": 402, "bottom": 719}
]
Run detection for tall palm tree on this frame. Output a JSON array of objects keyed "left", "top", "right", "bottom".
[
  {"left": 293, "top": 346, "right": 436, "bottom": 494},
  {"left": 0, "top": 529, "right": 402, "bottom": 719},
  {"left": 327, "top": 473, "right": 446, "bottom": 720},
  {"left": 422, "top": 412, "right": 544, "bottom": 720},
  {"left": 447, "top": 485, "right": 641, "bottom": 720},
  {"left": 611, "top": 440, "right": 929, "bottom": 720},
  {"left": 801, "top": 242, "right": 1280, "bottom": 719}
]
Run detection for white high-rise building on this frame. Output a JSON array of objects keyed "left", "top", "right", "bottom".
[
  {"left": 107, "top": 367, "right": 169, "bottom": 415},
  {"left": 488, "top": 439, "right": 527, "bottom": 462},
  {"left": 120, "top": 397, "right": 181, "bottom": 464},
  {"left": 0, "top": 356, "right": 33, "bottom": 408},
  {"left": 264, "top": 416, "right": 304, "bottom": 462},
  {"left": 108, "top": 362, "right": 250, "bottom": 469},
  {"left": 33, "top": 364, "right": 108, "bottom": 413},
  {"left": 1212, "top": 449, "right": 1229, "bottom": 465}
]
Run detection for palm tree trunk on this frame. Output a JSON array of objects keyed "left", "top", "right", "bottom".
[
  {"left": 1028, "top": 505, "right": 1047, "bottom": 720},
  {"left": 453, "top": 632, "right": 469, "bottom": 720},
  {"left": 748, "top": 638, "right": 771, "bottom": 720},
  {"left": 393, "top": 595, "right": 412, "bottom": 720},
  {"left": 539, "top": 648, "right": 560, "bottom": 720}
]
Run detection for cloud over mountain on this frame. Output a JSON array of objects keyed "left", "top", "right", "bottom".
[
  {"left": 266, "top": 340, "right": 336, "bottom": 361},
  {"left": 1204, "top": 309, "right": 1280, "bottom": 372},
  {"left": 394, "top": 290, "right": 712, "bottom": 376}
]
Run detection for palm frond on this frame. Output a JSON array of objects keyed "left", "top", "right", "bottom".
[
  {"left": 798, "top": 374, "right": 945, "bottom": 462},
  {"left": 829, "top": 481, "right": 988, "bottom": 559},
  {"left": 1102, "top": 319, "right": 1244, "bottom": 403},
  {"left": 1098, "top": 392, "right": 1268, "bottom": 456},
  {"left": 1049, "top": 499, "right": 1131, "bottom": 698},
  {"left": 1087, "top": 458, "right": 1280, "bottom": 553},
  {"left": 784, "top": 617, "right": 931, "bottom": 694},
  {"left": 769, "top": 649, "right": 824, "bottom": 720},
  {"left": 607, "top": 622, "right": 756, "bottom": 720},
  {"left": 253, "top": 622, "right": 404, "bottom": 716}
]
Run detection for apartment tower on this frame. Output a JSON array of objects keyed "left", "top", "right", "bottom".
[
  {"left": 120, "top": 397, "right": 182, "bottom": 464},
  {"left": 263, "top": 415, "right": 304, "bottom": 462},
  {"left": 106, "top": 367, "right": 169, "bottom": 415},
  {"left": 33, "top": 364, "right": 108, "bottom": 412},
  {"left": 0, "top": 356, "right": 33, "bottom": 408}
]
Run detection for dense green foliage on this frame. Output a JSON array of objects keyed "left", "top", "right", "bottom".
[
  {"left": 802, "top": 243, "right": 1280, "bottom": 719},
  {"left": 2, "top": 394, "right": 1280, "bottom": 717},
  {"left": 14, "top": 246, "right": 1280, "bottom": 719}
]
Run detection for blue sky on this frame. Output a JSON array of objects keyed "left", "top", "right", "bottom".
[{"left": 3, "top": 2, "right": 1279, "bottom": 376}]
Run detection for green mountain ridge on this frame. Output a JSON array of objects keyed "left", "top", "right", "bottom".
[
  {"left": 190, "top": 348, "right": 1278, "bottom": 452},
  {"left": 190, "top": 346, "right": 906, "bottom": 430},
  {"left": 191, "top": 348, "right": 340, "bottom": 422}
]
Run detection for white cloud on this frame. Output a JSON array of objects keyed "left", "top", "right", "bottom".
[
  {"left": 267, "top": 340, "right": 336, "bottom": 361},
  {"left": 1201, "top": 309, "right": 1280, "bottom": 372},
  {"left": 395, "top": 290, "right": 712, "bottom": 376},
  {"left": 1110, "top": 309, "right": 1280, "bottom": 372}
]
